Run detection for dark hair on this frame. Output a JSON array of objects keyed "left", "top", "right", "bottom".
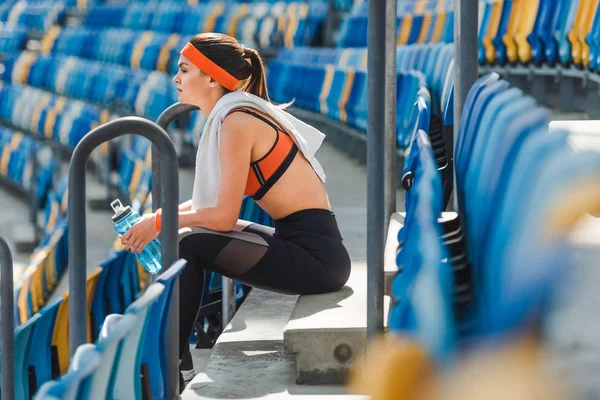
[{"left": 189, "top": 33, "right": 270, "bottom": 102}]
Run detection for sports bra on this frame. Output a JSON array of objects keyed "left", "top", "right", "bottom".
[{"left": 227, "top": 108, "right": 299, "bottom": 200}]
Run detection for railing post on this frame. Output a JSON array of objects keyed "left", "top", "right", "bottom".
[
  {"left": 452, "top": 0, "right": 478, "bottom": 210},
  {"left": 384, "top": 0, "right": 398, "bottom": 230},
  {"left": 0, "top": 237, "right": 15, "bottom": 400},
  {"left": 68, "top": 116, "right": 180, "bottom": 398},
  {"left": 366, "top": 0, "right": 386, "bottom": 341}
]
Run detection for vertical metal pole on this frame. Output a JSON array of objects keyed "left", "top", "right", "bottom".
[
  {"left": 366, "top": 0, "right": 386, "bottom": 341},
  {"left": 222, "top": 277, "right": 236, "bottom": 328},
  {"left": 452, "top": 0, "right": 478, "bottom": 210},
  {"left": 384, "top": 0, "right": 398, "bottom": 229},
  {"left": 30, "top": 148, "right": 39, "bottom": 244},
  {"left": 0, "top": 237, "right": 14, "bottom": 400}
]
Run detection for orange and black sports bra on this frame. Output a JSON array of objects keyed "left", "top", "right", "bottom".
[{"left": 228, "top": 108, "right": 299, "bottom": 200}]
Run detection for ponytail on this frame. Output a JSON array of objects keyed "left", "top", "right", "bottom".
[{"left": 241, "top": 47, "right": 270, "bottom": 102}]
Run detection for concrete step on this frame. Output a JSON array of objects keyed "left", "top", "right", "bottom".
[
  {"left": 283, "top": 262, "right": 390, "bottom": 385},
  {"left": 182, "top": 288, "right": 364, "bottom": 399}
]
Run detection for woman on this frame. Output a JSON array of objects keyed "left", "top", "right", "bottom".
[{"left": 121, "top": 33, "right": 351, "bottom": 388}]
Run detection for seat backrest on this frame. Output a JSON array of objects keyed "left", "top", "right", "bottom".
[
  {"left": 485, "top": 148, "right": 600, "bottom": 335},
  {"left": 28, "top": 297, "right": 63, "bottom": 393},
  {"left": 51, "top": 293, "right": 70, "bottom": 375},
  {"left": 454, "top": 72, "right": 499, "bottom": 173},
  {"left": 529, "top": 0, "right": 554, "bottom": 63},
  {"left": 555, "top": 0, "right": 579, "bottom": 64},
  {"left": 456, "top": 79, "right": 509, "bottom": 183},
  {"left": 492, "top": 0, "right": 514, "bottom": 63},
  {"left": 141, "top": 259, "right": 186, "bottom": 399},
  {"left": 34, "top": 343, "right": 101, "bottom": 400},
  {"left": 15, "top": 312, "right": 40, "bottom": 400},
  {"left": 113, "top": 283, "right": 165, "bottom": 400},
  {"left": 78, "top": 313, "right": 136, "bottom": 399}
]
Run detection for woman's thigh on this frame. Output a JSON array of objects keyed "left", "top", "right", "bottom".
[{"left": 177, "top": 223, "right": 344, "bottom": 295}]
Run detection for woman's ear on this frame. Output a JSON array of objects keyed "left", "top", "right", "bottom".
[{"left": 208, "top": 76, "right": 220, "bottom": 88}]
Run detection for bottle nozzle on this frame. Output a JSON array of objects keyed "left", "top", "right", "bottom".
[{"left": 110, "top": 199, "right": 123, "bottom": 212}]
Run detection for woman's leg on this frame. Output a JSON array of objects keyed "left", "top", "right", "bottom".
[
  {"left": 177, "top": 221, "right": 350, "bottom": 359},
  {"left": 177, "top": 224, "right": 272, "bottom": 359}
]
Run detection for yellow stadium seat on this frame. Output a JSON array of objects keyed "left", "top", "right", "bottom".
[
  {"left": 569, "top": 0, "right": 599, "bottom": 66},
  {"left": 40, "top": 25, "right": 62, "bottom": 54},
  {"left": 417, "top": 12, "right": 433, "bottom": 44},
  {"left": 204, "top": 3, "right": 225, "bottom": 33},
  {"left": 227, "top": 4, "right": 250, "bottom": 38},
  {"left": 503, "top": 0, "right": 523, "bottom": 63},
  {"left": 157, "top": 34, "right": 180, "bottom": 72},
  {"left": 338, "top": 69, "right": 356, "bottom": 124},
  {"left": 431, "top": 10, "right": 446, "bottom": 43},
  {"left": 52, "top": 293, "right": 70, "bottom": 374},
  {"left": 86, "top": 268, "right": 102, "bottom": 343},
  {"left": 18, "top": 277, "right": 31, "bottom": 324},
  {"left": 30, "top": 93, "right": 52, "bottom": 132},
  {"left": 397, "top": 14, "right": 414, "bottom": 46},
  {"left": 319, "top": 65, "right": 335, "bottom": 115},
  {"left": 515, "top": 0, "right": 541, "bottom": 63},
  {"left": 131, "top": 31, "right": 153, "bottom": 70},
  {"left": 483, "top": 0, "right": 503, "bottom": 64},
  {"left": 43, "top": 97, "right": 67, "bottom": 139}
]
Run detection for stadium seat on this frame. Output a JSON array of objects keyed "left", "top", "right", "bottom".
[
  {"left": 28, "top": 297, "right": 62, "bottom": 393},
  {"left": 568, "top": 0, "right": 598, "bottom": 67},
  {"left": 112, "top": 283, "right": 165, "bottom": 400},
  {"left": 13, "top": 312, "right": 41, "bottom": 399},
  {"left": 34, "top": 344, "right": 102, "bottom": 400},
  {"left": 51, "top": 293, "right": 70, "bottom": 375},
  {"left": 528, "top": 0, "right": 555, "bottom": 64},
  {"left": 390, "top": 130, "right": 455, "bottom": 362},
  {"left": 77, "top": 313, "right": 136, "bottom": 399},
  {"left": 555, "top": 0, "right": 579, "bottom": 65},
  {"left": 142, "top": 259, "right": 187, "bottom": 400},
  {"left": 514, "top": 0, "right": 541, "bottom": 63}
]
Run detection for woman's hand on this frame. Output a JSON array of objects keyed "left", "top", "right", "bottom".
[{"left": 121, "top": 213, "right": 159, "bottom": 254}]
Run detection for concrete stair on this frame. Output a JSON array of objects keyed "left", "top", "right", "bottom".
[
  {"left": 283, "top": 261, "right": 391, "bottom": 385},
  {"left": 182, "top": 288, "right": 365, "bottom": 399}
]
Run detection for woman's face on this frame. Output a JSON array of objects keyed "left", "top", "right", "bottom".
[{"left": 173, "top": 55, "right": 213, "bottom": 106}]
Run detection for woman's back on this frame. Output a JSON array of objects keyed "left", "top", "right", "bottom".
[{"left": 223, "top": 108, "right": 331, "bottom": 220}]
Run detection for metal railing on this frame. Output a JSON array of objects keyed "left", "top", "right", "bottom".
[
  {"left": 154, "top": 103, "right": 239, "bottom": 327},
  {"left": 366, "top": 0, "right": 477, "bottom": 340},
  {"left": 67, "top": 116, "right": 180, "bottom": 398},
  {"left": 0, "top": 236, "right": 15, "bottom": 400}
]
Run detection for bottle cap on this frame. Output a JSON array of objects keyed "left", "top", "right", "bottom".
[{"left": 110, "top": 199, "right": 132, "bottom": 222}]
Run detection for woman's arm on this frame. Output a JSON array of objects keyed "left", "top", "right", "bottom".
[
  {"left": 178, "top": 199, "right": 193, "bottom": 212},
  {"left": 177, "top": 113, "right": 253, "bottom": 231},
  {"left": 121, "top": 112, "right": 253, "bottom": 253}
]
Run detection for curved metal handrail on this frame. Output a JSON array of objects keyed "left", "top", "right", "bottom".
[
  {"left": 0, "top": 236, "right": 14, "bottom": 400},
  {"left": 68, "top": 116, "right": 179, "bottom": 397}
]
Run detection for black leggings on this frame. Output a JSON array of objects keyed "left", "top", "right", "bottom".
[{"left": 177, "top": 208, "right": 351, "bottom": 358}]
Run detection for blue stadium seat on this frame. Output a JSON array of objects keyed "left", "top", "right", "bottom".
[
  {"left": 390, "top": 130, "right": 455, "bottom": 362},
  {"left": 34, "top": 344, "right": 102, "bottom": 400},
  {"left": 455, "top": 79, "right": 508, "bottom": 185},
  {"left": 112, "top": 283, "right": 165, "bottom": 400},
  {"left": 491, "top": 0, "right": 513, "bottom": 64},
  {"left": 142, "top": 259, "right": 186, "bottom": 400},
  {"left": 28, "top": 297, "right": 62, "bottom": 392},
  {"left": 13, "top": 312, "right": 40, "bottom": 399},
  {"left": 78, "top": 313, "right": 136, "bottom": 399},
  {"left": 528, "top": 0, "right": 555, "bottom": 64}
]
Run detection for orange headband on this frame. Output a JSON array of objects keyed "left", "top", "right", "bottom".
[{"left": 180, "top": 42, "right": 240, "bottom": 91}]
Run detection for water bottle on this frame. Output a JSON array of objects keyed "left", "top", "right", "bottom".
[{"left": 111, "top": 199, "right": 162, "bottom": 274}]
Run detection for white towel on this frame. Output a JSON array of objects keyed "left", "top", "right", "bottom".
[{"left": 191, "top": 91, "right": 326, "bottom": 210}]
